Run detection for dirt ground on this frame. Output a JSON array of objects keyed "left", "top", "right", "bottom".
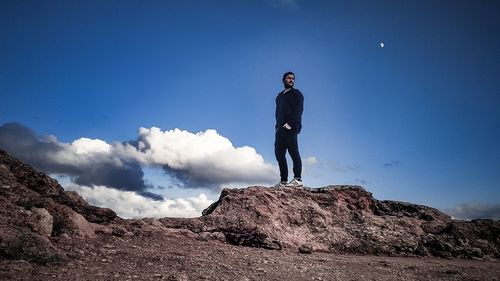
[{"left": 1, "top": 231, "right": 499, "bottom": 281}]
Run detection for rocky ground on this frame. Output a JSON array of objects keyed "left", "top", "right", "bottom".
[
  {"left": 1, "top": 149, "right": 499, "bottom": 280},
  {"left": 2, "top": 230, "right": 500, "bottom": 281}
]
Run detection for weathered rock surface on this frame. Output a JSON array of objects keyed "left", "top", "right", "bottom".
[
  {"left": 160, "top": 186, "right": 500, "bottom": 259},
  {"left": 31, "top": 208, "right": 53, "bottom": 237},
  {"left": 0, "top": 149, "right": 116, "bottom": 263}
]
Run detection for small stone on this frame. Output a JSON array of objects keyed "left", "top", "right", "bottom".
[
  {"left": 95, "top": 225, "right": 113, "bottom": 235},
  {"left": 31, "top": 208, "right": 53, "bottom": 237},
  {"left": 197, "top": 235, "right": 209, "bottom": 241},
  {"left": 112, "top": 226, "right": 127, "bottom": 237},
  {"left": 379, "top": 260, "right": 390, "bottom": 267},
  {"left": 299, "top": 244, "right": 313, "bottom": 254}
]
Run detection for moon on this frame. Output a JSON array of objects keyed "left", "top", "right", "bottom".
[{"left": 380, "top": 42, "right": 384, "bottom": 48}]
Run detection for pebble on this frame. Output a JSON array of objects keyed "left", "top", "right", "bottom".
[
  {"left": 257, "top": 268, "right": 266, "bottom": 273},
  {"left": 299, "top": 244, "right": 313, "bottom": 254}
]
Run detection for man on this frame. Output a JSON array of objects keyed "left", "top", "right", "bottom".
[{"left": 274, "top": 71, "right": 304, "bottom": 188}]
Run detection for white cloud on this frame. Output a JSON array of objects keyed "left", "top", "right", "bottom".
[
  {"left": 114, "top": 127, "right": 277, "bottom": 187},
  {"left": 303, "top": 156, "right": 318, "bottom": 166},
  {"left": 64, "top": 184, "right": 213, "bottom": 219},
  {"left": 43, "top": 135, "right": 122, "bottom": 168},
  {"left": 71, "top": 137, "right": 112, "bottom": 155}
]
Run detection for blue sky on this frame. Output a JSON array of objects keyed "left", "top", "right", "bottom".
[{"left": 1, "top": 0, "right": 499, "bottom": 219}]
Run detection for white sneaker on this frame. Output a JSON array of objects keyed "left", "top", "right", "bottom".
[
  {"left": 285, "top": 178, "right": 303, "bottom": 188},
  {"left": 272, "top": 181, "right": 287, "bottom": 189}
]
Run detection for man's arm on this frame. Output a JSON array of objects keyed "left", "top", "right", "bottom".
[{"left": 285, "top": 90, "right": 304, "bottom": 130}]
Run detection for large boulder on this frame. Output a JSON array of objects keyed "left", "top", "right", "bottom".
[{"left": 161, "top": 186, "right": 500, "bottom": 259}]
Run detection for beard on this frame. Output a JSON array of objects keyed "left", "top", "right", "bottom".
[{"left": 284, "top": 82, "right": 294, "bottom": 89}]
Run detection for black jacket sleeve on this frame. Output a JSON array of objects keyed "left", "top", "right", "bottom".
[{"left": 287, "top": 90, "right": 304, "bottom": 132}]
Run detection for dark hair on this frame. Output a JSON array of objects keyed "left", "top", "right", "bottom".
[{"left": 282, "top": 71, "right": 295, "bottom": 81}]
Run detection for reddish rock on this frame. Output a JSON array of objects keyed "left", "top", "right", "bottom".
[
  {"left": 162, "top": 186, "right": 500, "bottom": 259},
  {"left": 0, "top": 149, "right": 115, "bottom": 263},
  {"left": 31, "top": 208, "right": 53, "bottom": 237}
]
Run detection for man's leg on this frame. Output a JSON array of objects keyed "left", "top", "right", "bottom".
[
  {"left": 275, "top": 131, "right": 288, "bottom": 182},
  {"left": 287, "top": 133, "right": 302, "bottom": 180}
]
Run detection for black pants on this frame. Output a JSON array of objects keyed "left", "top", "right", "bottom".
[{"left": 274, "top": 128, "right": 302, "bottom": 182}]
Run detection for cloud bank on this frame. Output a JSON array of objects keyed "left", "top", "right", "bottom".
[
  {"left": 64, "top": 184, "right": 213, "bottom": 218},
  {"left": 115, "top": 127, "right": 276, "bottom": 187},
  {"left": 0, "top": 122, "right": 155, "bottom": 196},
  {"left": 0, "top": 123, "right": 276, "bottom": 197}
]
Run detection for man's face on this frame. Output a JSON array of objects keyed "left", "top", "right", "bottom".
[{"left": 284, "top": 74, "right": 295, "bottom": 88}]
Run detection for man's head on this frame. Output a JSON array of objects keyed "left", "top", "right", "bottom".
[{"left": 282, "top": 71, "right": 295, "bottom": 89}]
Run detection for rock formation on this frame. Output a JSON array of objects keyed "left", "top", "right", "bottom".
[
  {"left": 0, "top": 149, "right": 116, "bottom": 263},
  {"left": 161, "top": 186, "right": 500, "bottom": 259},
  {"left": 0, "top": 148, "right": 499, "bottom": 267}
]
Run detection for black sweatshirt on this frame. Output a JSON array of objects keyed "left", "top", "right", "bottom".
[{"left": 275, "top": 88, "right": 304, "bottom": 134}]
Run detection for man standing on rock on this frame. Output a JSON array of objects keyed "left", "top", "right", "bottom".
[{"left": 273, "top": 71, "right": 304, "bottom": 188}]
